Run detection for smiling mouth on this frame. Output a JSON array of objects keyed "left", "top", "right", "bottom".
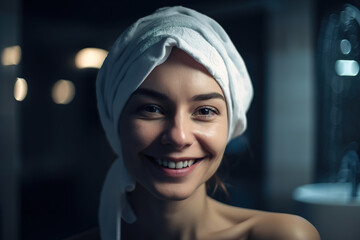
[{"left": 147, "top": 156, "right": 204, "bottom": 169}]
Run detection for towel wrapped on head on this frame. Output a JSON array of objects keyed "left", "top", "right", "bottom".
[{"left": 96, "top": 6, "right": 253, "bottom": 240}]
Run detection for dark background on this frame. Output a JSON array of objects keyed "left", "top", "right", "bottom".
[{"left": 1, "top": 0, "right": 359, "bottom": 239}]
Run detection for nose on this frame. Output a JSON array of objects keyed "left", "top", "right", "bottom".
[{"left": 161, "top": 112, "right": 195, "bottom": 149}]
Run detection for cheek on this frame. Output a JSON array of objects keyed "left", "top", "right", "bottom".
[
  {"left": 120, "top": 119, "right": 161, "bottom": 155},
  {"left": 120, "top": 119, "right": 161, "bottom": 179},
  {"left": 195, "top": 121, "right": 228, "bottom": 157}
]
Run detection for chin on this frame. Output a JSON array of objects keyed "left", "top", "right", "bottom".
[{"left": 148, "top": 182, "right": 201, "bottom": 201}]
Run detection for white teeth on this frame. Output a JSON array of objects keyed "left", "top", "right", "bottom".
[
  {"left": 155, "top": 158, "right": 197, "bottom": 169},
  {"left": 175, "top": 161, "right": 183, "bottom": 169},
  {"left": 168, "top": 161, "right": 176, "bottom": 169}
]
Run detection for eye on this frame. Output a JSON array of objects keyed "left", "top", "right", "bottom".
[
  {"left": 136, "top": 104, "right": 164, "bottom": 119},
  {"left": 143, "top": 105, "right": 163, "bottom": 113},
  {"left": 198, "top": 108, "right": 212, "bottom": 115},
  {"left": 193, "top": 106, "right": 219, "bottom": 120}
]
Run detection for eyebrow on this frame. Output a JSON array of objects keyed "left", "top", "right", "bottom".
[
  {"left": 133, "top": 88, "right": 225, "bottom": 102},
  {"left": 132, "top": 88, "right": 169, "bottom": 101},
  {"left": 191, "top": 92, "right": 225, "bottom": 102}
]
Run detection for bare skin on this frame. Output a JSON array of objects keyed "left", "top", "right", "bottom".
[{"left": 123, "top": 184, "right": 320, "bottom": 240}]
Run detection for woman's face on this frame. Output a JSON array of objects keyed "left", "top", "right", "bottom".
[{"left": 119, "top": 49, "right": 228, "bottom": 201}]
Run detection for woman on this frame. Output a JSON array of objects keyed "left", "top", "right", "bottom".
[{"left": 94, "top": 6, "right": 320, "bottom": 240}]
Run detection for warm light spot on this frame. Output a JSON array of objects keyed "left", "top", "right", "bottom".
[
  {"left": 14, "top": 77, "right": 28, "bottom": 101},
  {"left": 52, "top": 80, "right": 75, "bottom": 104},
  {"left": 335, "top": 60, "right": 359, "bottom": 76},
  {"left": 1, "top": 45, "right": 21, "bottom": 66},
  {"left": 75, "top": 48, "right": 108, "bottom": 69}
]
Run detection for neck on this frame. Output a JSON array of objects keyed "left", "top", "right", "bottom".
[{"left": 124, "top": 184, "right": 211, "bottom": 240}]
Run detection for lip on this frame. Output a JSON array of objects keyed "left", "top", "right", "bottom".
[
  {"left": 153, "top": 156, "right": 203, "bottom": 162},
  {"left": 145, "top": 155, "right": 205, "bottom": 178}
]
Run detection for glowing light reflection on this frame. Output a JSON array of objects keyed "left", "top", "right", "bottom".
[
  {"left": 52, "top": 80, "right": 75, "bottom": 104},
  {"left": 340, "top": 39, "right": 351, "bottom": 55},
  {"left": 1, "top": 45, "right": 21, "bottom": 66},
  {"left": 335, "top": 60, "right": 359, "bottom": 76},
  {"left": 14, "top": 77, "right": 28, "bottom": 101},
  {"left": 75, "top": 48, "right": 108, "bottom": 69}
]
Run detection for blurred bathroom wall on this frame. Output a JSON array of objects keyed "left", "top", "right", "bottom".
[
  {"left": 315, "top": 2, "right": 360, "bottom": 184},
  {"left": 264, "top": 0, "right": 360, "bottom": 214},
  {"left": 0, "top": 0, "right": 21, "bottom": 239},
  {"left": 263, "top": 0, "right": 316, "bottom": 212}
]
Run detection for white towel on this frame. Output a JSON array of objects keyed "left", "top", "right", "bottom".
[{"left": 96, "top": 6, "right": 253, "bottom": 240}]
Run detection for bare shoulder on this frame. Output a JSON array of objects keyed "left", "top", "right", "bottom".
[
  {"left": 209, "top": 198, "right": 321, "bottom": 240},
  {"left": 249, "top": 212, "right": 321, "bottom": 240}
]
